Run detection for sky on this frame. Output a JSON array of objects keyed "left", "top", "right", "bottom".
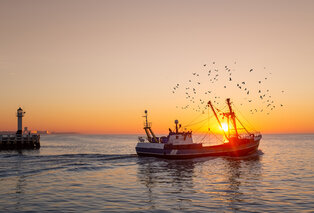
[{"left": 0, "top": 0, "right": 313, "bottom": 134}]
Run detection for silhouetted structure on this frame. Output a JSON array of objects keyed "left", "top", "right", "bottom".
[{"left": 0, "top": 107, "right": 40, "bottom": 150}]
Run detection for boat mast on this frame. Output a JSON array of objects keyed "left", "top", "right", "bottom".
[
  {"left": 227, "top": 116, "right": 230, "bottom": 138},
  {"left": 226, "top": 98, "right": 239, "bottom": 137},
  {"left": 208, "top": 101, "right": 229, "bottom": 140},
  {"left": 143, "top": 110, "right": 158, "bottom": 143}
]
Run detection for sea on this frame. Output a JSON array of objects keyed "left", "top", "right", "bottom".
[{"left": 0, "top": 134, "right": 313, "bottom": 212}]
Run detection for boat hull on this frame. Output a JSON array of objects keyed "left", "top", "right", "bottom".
[{"left": 136, "top": 138, "right": 261, "bottom": 159}]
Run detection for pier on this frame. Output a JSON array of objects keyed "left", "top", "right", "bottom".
[{"left": 0, "top": 107, "right": 40, "bottom": 150}]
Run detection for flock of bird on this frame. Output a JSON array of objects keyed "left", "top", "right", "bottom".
[{"left": 172, "top": 61, "right": 285, "bottom": 116}]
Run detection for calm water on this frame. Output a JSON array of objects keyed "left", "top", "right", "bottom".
[{"left": 0, "top": 134, "right": 313, "bottom": 212}]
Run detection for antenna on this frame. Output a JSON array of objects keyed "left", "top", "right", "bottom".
[
  {"left": 144, "top": 110, "right": 148, "bottom": 128},
  {"left": 175, "top": 119, "right": 179, "bottom": 133}
]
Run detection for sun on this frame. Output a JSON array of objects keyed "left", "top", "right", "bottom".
[{"left": 221, "top": 122, "right": 229, "bottom": 132}]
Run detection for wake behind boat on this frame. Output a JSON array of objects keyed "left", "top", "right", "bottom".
[{"left": 136, "top": 98, "right": 262, "bottom": 159}]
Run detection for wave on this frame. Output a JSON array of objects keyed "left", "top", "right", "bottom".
[{"left": 0, "top": 154, "right": 138, "bottom": 179}]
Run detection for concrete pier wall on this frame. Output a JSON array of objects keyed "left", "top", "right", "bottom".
[{"left": 0, "top": 134, "right": 40, "bottom": 150}]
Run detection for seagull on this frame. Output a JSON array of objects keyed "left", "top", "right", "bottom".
[
  {"left": 204, "top": 64, "right": 206, "bottom": 67},
  {"left": 250, "top": 69, "right": 253, "bottom": 72},
  {"left": 229, "top": 77, "right": 232, "bottom": 81}
]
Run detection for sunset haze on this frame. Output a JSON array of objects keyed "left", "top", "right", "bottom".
[{"left": 0, "top": 0, "right": 313, "bottom": 134}]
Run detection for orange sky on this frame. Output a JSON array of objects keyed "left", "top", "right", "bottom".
[{"left": 0, "top": 0, "right": 314, "bottom": 134}]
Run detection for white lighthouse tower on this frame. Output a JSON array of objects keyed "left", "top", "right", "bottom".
[{"left": 16, "top": 107, "right": 25, "bottom": 135}]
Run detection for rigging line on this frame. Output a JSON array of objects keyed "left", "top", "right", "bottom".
[
  {"left": 184, "top": 117, "right": 214, "bottom": 128},
  {"left": 215, "top": 104, "right": 227, "bottom": 112},
  {"left": 195, "top": 130, "right": 211, "bottom": 144},
  {"left": 194, "top": 131, "right": 209, "bottom": 138},
  {"left": 193, "top": 119, "right": 218, "bottom": 143},
  {"left": 182, "top": 113, "right": 204, "bottom": 127},
  {"left": 199, "top": 133, "right": 209, "bottom": 143},
  {"left": 208, "top": 129, "right": 225, "bottom": 143},
  {"left": 191, "top": 119, "right": 209, "bottom": 133},
  {"left": 204, "top": 107, "right": 214, "bottom": 143},
  {"left": 232, "top": 103, "right": 257, "bottom": 132},
  {"left": 203, "top": 108, "right": 225, "bottom": 144},
  {"left": 199, "top": 125, "right": 214, "bottom": 143},
  {"left": 207, "top": 110, "right": 226, "bottom": 144},
  {"left": 207, "top": 106, "right": 210, "bottom": 128},
  {"left": 235, "top": 117, "right": 250, "bottom": 134},
  {"left": 237, "top": 108, "right": 257, "bottom": 132}
]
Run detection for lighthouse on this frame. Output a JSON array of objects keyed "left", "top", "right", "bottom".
[
  {"left": 16, "top": 107, "right": 25, "bottom": 135},
  {"left": 0, "top": 107, "right": 40, "bottom": 150}
]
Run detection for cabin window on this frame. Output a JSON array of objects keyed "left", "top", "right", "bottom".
[{"left": 176, "top": 136, "right": 179, "bottom": 139}]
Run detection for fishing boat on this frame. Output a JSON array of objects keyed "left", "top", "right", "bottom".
[{"left": 136, "top": 98, "right": 262, "bottom": 159}]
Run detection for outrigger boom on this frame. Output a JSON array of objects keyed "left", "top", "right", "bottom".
[{"left": 208, "top": 98, "right": 241, "bottom": 141}]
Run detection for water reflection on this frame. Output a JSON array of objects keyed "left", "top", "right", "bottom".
[
  {"left": 223, "top": 154, "right": 262, "bottom": 211},
  {"left": 137, "top": 157, "right": 197, "bottom": 210},
  {"left": 137, "top": 153, "right": 262, "bottom": 211},
  {"left": 12, "top": 152, "right": 27, "bottom": 212}
]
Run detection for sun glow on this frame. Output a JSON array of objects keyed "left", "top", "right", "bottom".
[{"left": 221, "top": 122, "right": 229, "bottom": 132}]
